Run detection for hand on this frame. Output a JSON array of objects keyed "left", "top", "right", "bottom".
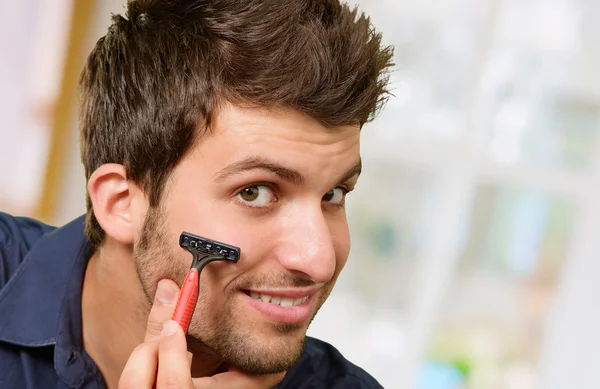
[{"left": 118, "top": 279, "right": 286, "bottom": 389}]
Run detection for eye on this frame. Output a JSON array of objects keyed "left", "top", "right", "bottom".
[
  {"left": 322, "top": 187, "right": 348, "bottom": 206},
  {"left": 236, "top": 185, "right": 276, "bottom": 207}
]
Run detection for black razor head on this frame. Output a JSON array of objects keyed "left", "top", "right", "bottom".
[{"left": 179, "top": 232, "right": 240, "bottom": 263}]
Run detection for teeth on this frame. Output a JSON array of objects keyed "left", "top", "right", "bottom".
[
  {"left": 259, "top": 294, "right": 272, "bottom": 303},
  {"left": 248, "top": 292, "right": 309, "bottom": 307}
]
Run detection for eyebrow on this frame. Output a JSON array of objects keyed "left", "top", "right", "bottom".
[{"left": 213, "top": 156, "right": 362, "bottom": 186}]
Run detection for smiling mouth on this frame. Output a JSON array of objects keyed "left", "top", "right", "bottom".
[{"left": 243, "top": 291, "right": 309, "bottom": 307}]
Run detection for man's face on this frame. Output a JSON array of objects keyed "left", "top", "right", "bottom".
[{"left": 133, "top": 104, "right": 361, "bottom": 374}]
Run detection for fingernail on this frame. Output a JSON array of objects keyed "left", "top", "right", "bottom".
[
  {"left": 156, "top": 281, "right": 175, "bottom": 304},
  {"left": 161, "top": 320, "right": 179, "bottom": 337}
]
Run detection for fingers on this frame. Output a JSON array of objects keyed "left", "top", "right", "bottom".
[
  {"left": 118, "top": 279, "right": 186, "bottom": 389},
  {"left": 145, "top": 279, "right": 181, "bottom": 342},
  {"left": 193, "top": 369, "right": 287, "bottom": 389},
  {"left": 156, "top": 320, "right": 195, "bottom": 388},
  {"left": 118, "top": 341, "right": 159, "bottom": 389}
]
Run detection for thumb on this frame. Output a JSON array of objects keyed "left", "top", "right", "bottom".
[
  {"left": 144, "top": 279, "right": 181, "bottom": 342},
  {"left": 156, "top": 320, "right": 194, "bottom": 389}
]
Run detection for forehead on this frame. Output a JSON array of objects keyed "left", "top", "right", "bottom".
[
  {"left": 192, "top": 104, "right": 361, "bottom": 169},
  {"left": 212, "top": 104, "right": 359, "bottom": 140}
]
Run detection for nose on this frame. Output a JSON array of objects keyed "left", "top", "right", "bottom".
[{"left": 275, "top": 202, "right": 337, "bottom": 284}]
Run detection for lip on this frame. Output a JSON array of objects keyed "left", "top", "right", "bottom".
[
  {"left": 241, "top": 290, "right": 318, "bottom": 324},
  {"left": 245, "top": 286, "right": 320, "bottom": 299}
]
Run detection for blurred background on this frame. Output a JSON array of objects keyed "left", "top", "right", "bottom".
[{"left": 1, "top": 0, "right": 599, "bottom": 388}]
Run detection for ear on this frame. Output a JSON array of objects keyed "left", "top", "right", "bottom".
[{"left": 87, "top": 164, "right": 145, "bottom": 245}]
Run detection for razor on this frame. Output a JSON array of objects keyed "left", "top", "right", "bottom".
[{"left": 171, "top": 232, "right": 241, "bottom": 333}]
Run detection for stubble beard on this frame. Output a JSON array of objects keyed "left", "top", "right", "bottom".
[{"left": 132, "top": 205, "right": 334, "bottom": 374}]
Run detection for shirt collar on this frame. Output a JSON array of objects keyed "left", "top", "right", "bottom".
[{"left": 0, "top": 215, "right": 90, "bottom": 347}]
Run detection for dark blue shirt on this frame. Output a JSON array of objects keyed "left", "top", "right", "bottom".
[{"left": 0, "top": 212, "right": 383, "bottom": 389}]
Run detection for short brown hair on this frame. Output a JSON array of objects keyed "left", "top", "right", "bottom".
[{"left": 79, "top": 0, "right": 394, "bottom": 248}]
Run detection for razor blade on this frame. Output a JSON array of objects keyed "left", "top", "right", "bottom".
[{"left": 179, "top": 232, "right": 240, "bottom": 263}]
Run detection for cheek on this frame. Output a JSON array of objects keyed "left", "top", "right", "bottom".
[
  {"left": 133, "top": 221, "right": 191, "bottom": 304},
  {"left": 198, "top": 223, "right": 273, "bottom": 292},
  {"left": 174, "top": 217, "right": 276, "bottom": 295}
]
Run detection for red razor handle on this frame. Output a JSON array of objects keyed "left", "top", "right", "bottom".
[{"left": 172, "top": 268, "right": 199, "bottom": 333}]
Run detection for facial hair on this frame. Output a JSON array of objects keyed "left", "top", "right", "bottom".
[{"left": 132, "top": 205, "right": 335, "bottom": 374}]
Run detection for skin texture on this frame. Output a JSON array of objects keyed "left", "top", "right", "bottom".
[{"left": 82, "top": 104, "right": 361, "bottom": 388}]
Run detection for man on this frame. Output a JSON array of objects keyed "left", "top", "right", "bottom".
[{"left": 0, "top": 0, "right": 393, "bottom": 387}]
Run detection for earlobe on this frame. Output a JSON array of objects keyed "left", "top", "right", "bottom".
[{"left": 87, "top": 164, "right": 136, "bottom": 244}]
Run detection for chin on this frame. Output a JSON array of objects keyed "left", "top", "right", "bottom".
[
  {"left": 227, "top": 333, "right": 307, "bottom": 374},
  {"left": 187, "top": 321, "right": 308, "bottom": 374}
]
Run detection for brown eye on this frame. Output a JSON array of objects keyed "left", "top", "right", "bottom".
[
  {"left": 236, "top": 185, "right": 275, "bottom": 207},
  {"left": 240, "top": 186, "right": 259, "bottom": 201}
]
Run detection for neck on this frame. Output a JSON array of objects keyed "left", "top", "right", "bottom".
[{"left": 81, "top": 240, "right": 223, "bottom": 389}]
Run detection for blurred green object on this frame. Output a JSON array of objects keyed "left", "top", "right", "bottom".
[
  {"left": 369, "top": 219, "right": 397, "bottom": 258},
  {"left": 453, "top": 357, "right": 472, "bottom": 379}
]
